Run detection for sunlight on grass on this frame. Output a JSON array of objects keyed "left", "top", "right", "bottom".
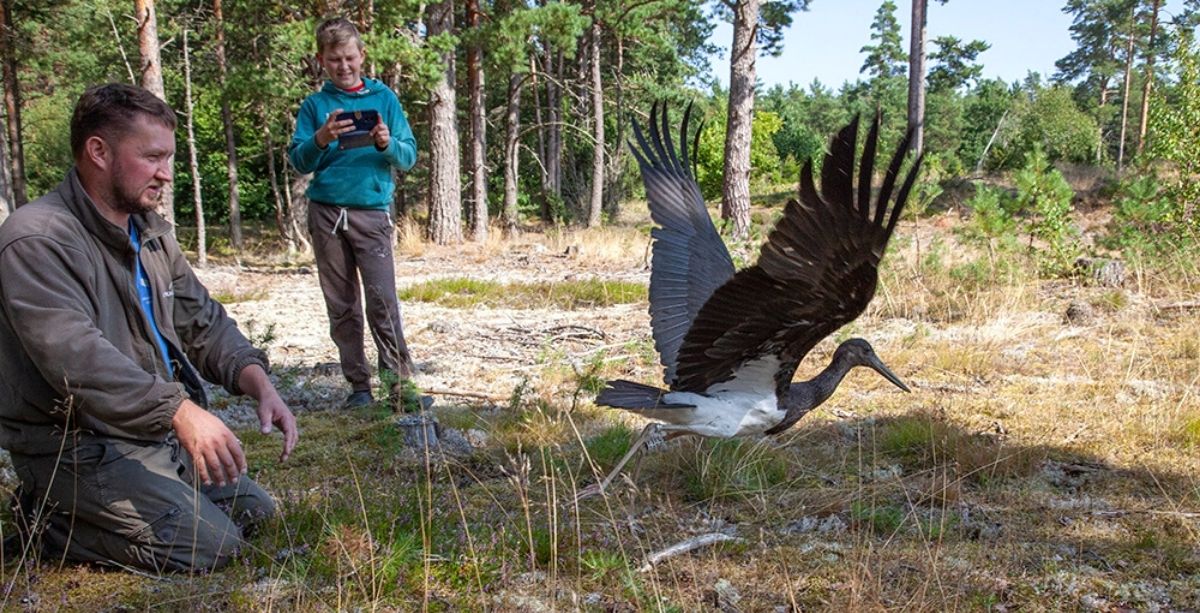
[
  {"left": 678, "top": 439, "right": 790, "bottom": 503},
  {"left": 211, "top": 287, "right": 270, "bottom": 304},
  {"left": 399, "top": 277, "right": 646, "bottom": 309},
  {"left": 583, "top": 424, "right": 635, "bottom": 470}
]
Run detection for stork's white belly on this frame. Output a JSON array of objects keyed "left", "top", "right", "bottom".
[{"left": 658, "top": 390, "right": 784, "bottom": 438}]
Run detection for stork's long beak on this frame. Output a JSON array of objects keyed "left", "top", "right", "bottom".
[{"left": 868, "top": 354, "right": 910, "bottom": 392}]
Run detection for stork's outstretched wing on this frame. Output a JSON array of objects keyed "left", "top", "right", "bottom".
[
  {"left": 672, "top": 115, "right": 923, "bottom": 396},
  {"left": 630, "top": 103, "right": 735, "bottom": 386}
]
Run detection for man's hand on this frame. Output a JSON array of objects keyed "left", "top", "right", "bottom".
[
  {"left": 172, "top": 399, "right": 245, "bottom": 487},
  {"left": 254, "top": 391, "right": 298, "bottom": 462},
  {"left": 315, "top": 107, "right": 354, "bottom": 149},
  {"left": 239, "top": 364, "right": 299, "bottom": 462},
  {"left": 370, "top": 117, "right": 390, "bottom": 151}
]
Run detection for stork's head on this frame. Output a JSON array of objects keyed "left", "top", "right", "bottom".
[{"left": 835, "top": 338, "right": 910, "bottom": 392}]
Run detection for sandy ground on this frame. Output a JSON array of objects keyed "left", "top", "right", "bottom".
[{"left": 199, "top": 241, "right": 655, "bottom": 427}]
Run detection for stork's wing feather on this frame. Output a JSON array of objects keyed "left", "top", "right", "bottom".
[
  {"left": 672, "top": 115, "right": 923, "bottom": 395},
  {"left": 631, "top": 103, "right": 736, "bottom": 386}
]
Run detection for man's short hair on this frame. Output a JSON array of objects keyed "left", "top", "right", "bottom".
[
  {"left": 70, "top": 83, "right": 177, "bottom": 160},
  {"left": 315, "top": 17, "right": 364, "bottom": 54}
]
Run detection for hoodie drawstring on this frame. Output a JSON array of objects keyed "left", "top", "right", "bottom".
[{"left": 332, "top": 207, "right": 349, "bottom": 235}]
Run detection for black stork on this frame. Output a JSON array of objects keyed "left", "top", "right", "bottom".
[{"left": 577, "top": 104, "right": 923, "bottom": 500}]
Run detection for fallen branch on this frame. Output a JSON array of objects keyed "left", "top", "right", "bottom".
[
  {"left": 423, "top": 388, "right": 509, "bottom": 401},
  {"left": 638, "top": 532, "right": 740, "bottom": 572},
  {"left": 545, "top": 324, "right": 607, "bottom": 341},
  {"left": 1157, "top": 301, "right": 1200, "bottom": 312},
  {"left": 1091, "top": 509, "right": 1200, "bottom": 519}
]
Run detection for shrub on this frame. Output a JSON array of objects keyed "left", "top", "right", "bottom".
[{"left": 1012, "top": 146, "right": 1079, "bottom": 275}]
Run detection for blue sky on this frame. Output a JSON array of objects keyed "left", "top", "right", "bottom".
[{"left": 708, "top": 1, "right": 1183, "bottom": 90}]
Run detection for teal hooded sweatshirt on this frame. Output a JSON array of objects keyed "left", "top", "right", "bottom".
[{"left": 288, "top": 78, "right": 417, "bottom": 209}]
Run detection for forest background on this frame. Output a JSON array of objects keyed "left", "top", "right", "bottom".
[{"left": 1, "top": 0, "right": 1199, "bottom": 266}]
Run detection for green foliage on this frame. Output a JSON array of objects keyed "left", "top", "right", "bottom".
[
  {"left": 1144, "top": 28, "right": 1200, "bottom": 249},
  {"left": 928, "top": 35, "right": 991, "bottom": 93},
  {"left": 398, "top": 277, "right": 646, "bottom": 309},
  {"left": 1104, "top": 174, "right": 1176, "bottom": 254},
  {"left": 1003, "top": 86, "right": 1100, "bottom": 167},
  {"left": 907, "top": 152, "right": 951, "bottom": 220},
  {"left": 850, "top": 500, "right": 905, "bottom": 534},
  {"left": 1012, "top": 146, "right": 1080, "bottom": 275},
  {"left": 957, "top": 149, "right": 1079, "bottom": 276},
  {"left": 957, "top": 182, "right": 1018, "bottom": 250},
  {"left": 584, "top": 424, "right": 635, "bottom": 470},
  {"left": 679, "top": 439, "right": 789, "bottom": 502},
  {"left": 692, "top": 101, "right": 788, "bottom": 200},
  {"left": 959, "top": 79, "right": 1018, "bottom": 171},
  {"left": 1175, "top": 415, "right": 1200, "bottom": 449},
  {"left": 242, "top": 320, "right": 278, "bottom": 349},
  {"left": 748, "top": 111, "right": 785, "bottom": 189},
  {"left": 580, "top": 549, "right": 628, "bottom": 581},
  {"left": 859, "top": 1, "right": 906, "bottom": 82}
]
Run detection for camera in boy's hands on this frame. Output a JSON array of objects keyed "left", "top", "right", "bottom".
[{"left": 336, "top": 109, "right": 379, "bottom": 150}]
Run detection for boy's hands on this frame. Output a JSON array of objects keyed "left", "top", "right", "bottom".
[
  {"left": 315, "top": 107, "right": 355, "bottom": 148},
  {"left": 370, "top": 117, "right": 390, "bottom": 150}
]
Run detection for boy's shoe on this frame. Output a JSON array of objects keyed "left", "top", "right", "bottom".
[{"left": 343, "top": 390, "right": 374, "bottom": 409}]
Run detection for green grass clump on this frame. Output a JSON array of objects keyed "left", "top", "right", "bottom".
[
  {"left": 584, "top": 424, "right": 635, "bottom": 470},
  {"left": 850, "top": 500, "right": 905, "bottom": 535},
  {"left": 875, "top": 414, "right": 1043, "bottom": 486},
  {"left": 211, "top": 287, "right": 269, "bottom": 304},
  {"left": 679, "top": 438, "right": 790, "bottom": 502},
  {"left": 1172, "top": 415, "right": 1200, "bottom": 449},
  {"left": 399, "top": 277, "right": 646, "bottom": 309}
]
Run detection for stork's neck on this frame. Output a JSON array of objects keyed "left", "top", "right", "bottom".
[{"left": 781, "top": 350, "right": 858, "bottom": 415}]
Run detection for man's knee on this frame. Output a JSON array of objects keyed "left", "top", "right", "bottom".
[
  {"left": 229, "top": 484, "right": 277, "bottom": 530},
  {"left": 153, "top": 505, "right": 246, "bottom": 573}
]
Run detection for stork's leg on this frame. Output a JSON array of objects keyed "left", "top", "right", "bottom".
[
  {"left": 629, "top": 428, "right": 690, "bottom": 480},
  {"left": 574, "top": 423, "right": 660, "bottom": 502}
]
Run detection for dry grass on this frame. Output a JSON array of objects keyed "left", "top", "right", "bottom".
[{"left": 4, "top": 208, "right": 1200, "bottom": 610}]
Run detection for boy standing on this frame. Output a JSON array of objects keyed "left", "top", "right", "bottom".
[{"left": 289, "top": 18, "right": 423, "bottom": 409}]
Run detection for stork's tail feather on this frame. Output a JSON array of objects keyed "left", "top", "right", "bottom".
[{"left": 596, "top": 380, "right": 694, "bottom": 410}]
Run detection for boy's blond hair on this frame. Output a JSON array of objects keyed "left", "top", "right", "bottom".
[{"left": 315, "top": 17, "right": 364, "bottom": 54}]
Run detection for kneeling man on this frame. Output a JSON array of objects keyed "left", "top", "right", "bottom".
[{"left": 0, "top": 83, "right": 299, "bottom": 573}]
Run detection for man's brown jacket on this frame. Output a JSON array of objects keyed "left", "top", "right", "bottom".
[{"left": 0, "top": 169, "right": 268, "bottom": 456}]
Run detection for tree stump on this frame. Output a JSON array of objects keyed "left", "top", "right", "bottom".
[
  {"left": 393, "top": 414, "right": 440, "bottom": 452},
  {"left": 1074, "top": 257, "right": 1126, "bottom": 287}
]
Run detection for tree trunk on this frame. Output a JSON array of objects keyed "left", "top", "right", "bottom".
[
  {"left": 0, "top": 0, "right": 26, "bottom": 207},
  {"left": 1136, "top": 0, "right": 1161, "bottom": 158},
  {"left": 548, "top": 51, "right": 563, "bottom": 197},
  {"left": 907, "top": 0, "right": 927, "bottom": 155},
  {"left": 1117, "top": 5, "right": 1136, "bottom": 173},
  {"left": 1096, "top": 80, "right": 1109, "bottom": 164},
  {"left": 426, "top": 0, "right": 462, "bottom": 245},
  {"left": 288, "top": 169, "right": 312, "bottom": 254},
  {"left": 466, "top": 0, "right": 487, "bottom": 242},
  {"left": 262, "top": 109, "right": 289, "bottom": 250},
  {"left": 182, "top": 28, "right": 206, "bottom": 266},
  {"left": 503, "top": 72, "right": 522, "bottom": 232},
  {"left": 214, "top": 0, "right": 242, "bottom": 251},
  {"left": 134, "top": 0, "right": 175, "bottom": 226},
  {"left": 721, "top": 0, "right": 759, "bottom": 238},
  {"left": 283, "top": 113, "right": 310, "bottom": 255},
  {"left": 0, "top": 105, "right": 11, "bottom": 222},
  {"left": 603, "top": 34, "right": 625, "bottom": 221},
  {"left": 531, "top": 55, "right": 550, "bottom": 220},
  {"left": 587, "top": 21, "right": 604, "bottom": 228}
]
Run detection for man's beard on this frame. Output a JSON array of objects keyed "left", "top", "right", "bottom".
[
  {"left": 111, "top": 185, "right": 159, "bottom": 215},
  {"left": 108, "top": 168, "right": 162, "bottom": 216}
]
